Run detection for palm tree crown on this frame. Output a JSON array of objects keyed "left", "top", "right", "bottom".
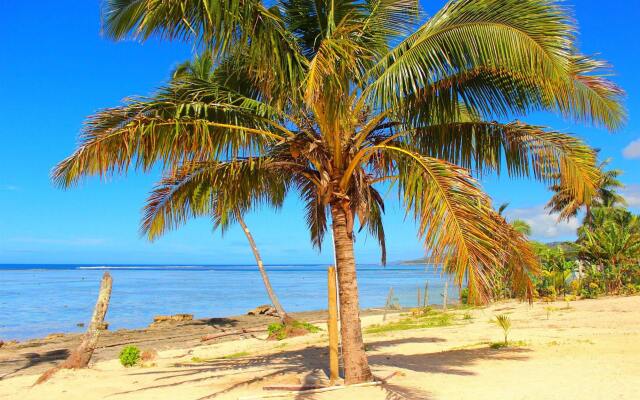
[{"left": 53, "top": 0, "right": 625, "bottom": 383}]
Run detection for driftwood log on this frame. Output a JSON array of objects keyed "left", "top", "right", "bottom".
[{"left": 35, "top": 272, "right": 113, "bottom": 385}]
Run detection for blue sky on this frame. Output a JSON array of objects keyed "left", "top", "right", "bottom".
[{"left": 1, "top": 1, "right": 639, "bottom": 265}]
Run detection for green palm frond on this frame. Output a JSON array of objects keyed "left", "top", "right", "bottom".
[
  {"left": 405, "top": 121, "right": 600, "bottom": 207},
  {"left": 365, "top": 0, "right": 625, "bottom": 130},
  {"left": 56, "top": 0, "right": 627, "bottom": 307},
  {"left": 52, "top": 78, "right": 292, "bottom": 187},
  {"left": 378, "top": 145, "right": 505, "bottom": 302},
  {"left": 142, "top": 158, "right": 293, "bottom": 239}
]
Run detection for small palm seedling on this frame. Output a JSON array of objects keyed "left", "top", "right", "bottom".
[{"left": 495, "top": 314, "right": 512, "bottom": 346}]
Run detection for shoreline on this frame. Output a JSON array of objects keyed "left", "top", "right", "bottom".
[
  {"left": 1, "top": 295, "right": 638, "bottom": 399},
  {"left": 0, "top": 307, "right": 396, "bottom": 379}
]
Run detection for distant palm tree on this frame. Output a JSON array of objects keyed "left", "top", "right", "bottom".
[
  {"left": 165, "top": 52, "right": 292, "bottom": 324},
  {"left": 577, "top": 208, "right": 640, "bottom": 291},
  {"left": 547, "top": 158, "right": 626, "bottom": 221},
  {"left": 54, "top": 0, "right": 624, "bottom": 383},
  {"left": 497, "top": 203, "right": 532, "bottom": 236}
]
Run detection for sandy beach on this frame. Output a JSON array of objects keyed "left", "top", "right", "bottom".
[{"left": 1, "top": 295, "right": 638, "bottom": 399}]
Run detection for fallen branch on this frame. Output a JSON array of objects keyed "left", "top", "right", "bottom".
[
  {"left": 240, "top": 371, "right": 400, "bottom": 399},
  {"left": 239, "top": 381, "right": 381, "bottom": 399}
]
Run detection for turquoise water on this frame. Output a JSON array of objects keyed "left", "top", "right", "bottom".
[{"left": 0, "top": 264, "right": 457, "bottom": 340}]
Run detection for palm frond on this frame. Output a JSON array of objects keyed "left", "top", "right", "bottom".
[
  {"left": 405, "top": 121, "right": 600, "bottom": 208},
  {"left": 142, "top": 158, "right": 293, "bottom": 240},
  {"left": 52, "top": 79, "right": 291, "bottom": 187},
  {"left": 378, "top": 145, "right": 505, "bottom": 302}
]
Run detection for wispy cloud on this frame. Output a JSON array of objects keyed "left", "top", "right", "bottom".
[
  {"left": 622, "top": 184, "right": 640, "bottom": 207},
  {"left": 622, "top": 138, "right": 640, "bottom": 159},
  {"left": 506, "top": 205, "right": 580, "bottom": 240}
]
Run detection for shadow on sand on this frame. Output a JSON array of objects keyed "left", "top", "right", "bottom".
[
  {"left": 0, "top": 349, "right": 69, "bottom": 380},
  {"left": 109, "top": 334, "right": 530, "bottom": 399}
]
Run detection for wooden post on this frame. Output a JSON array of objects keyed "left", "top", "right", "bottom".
[
  {"left": 417, "top": 286, "right": 421, "bottom": 308},
  {"left": 423, "top": 281, "right": 429, "bottom": 307},
  {"left": 35, "top": 272, "right": 113, "bottom": 385},
  {"left": 442, "top": 281, "right": 448, "bottom": 311},
  {"left": 327, "top": 266, "right": 340, "bottom": 384},
  {"left": 382, "top": 286, "right": 394, "bottom": 322}
]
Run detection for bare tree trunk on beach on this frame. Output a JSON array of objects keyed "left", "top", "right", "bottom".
[
  {"left": 236, "top": 211, "right": 292, "bottom": 324},
  {"left": 35, "top": 272, "right": 112, "bottom": 385},
  {"left": 330, "top": 202, "right": 373, "bottom": 384}
]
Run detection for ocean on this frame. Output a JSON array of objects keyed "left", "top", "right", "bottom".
[{"left": 0, "top": 264, "right": 458, "bottom": 340}]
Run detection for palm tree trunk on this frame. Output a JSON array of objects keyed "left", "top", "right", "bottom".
[
  {"left": 330, "top": 202, "right": 373, "bottom": 384},
  {"left": 35, "top": 272, "right": 112, "bottom": 385},
  {"left": 236, "top": 211, "right": 292, "bottom": 324}
]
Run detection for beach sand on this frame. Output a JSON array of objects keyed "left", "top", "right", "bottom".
[{"left": 1, "top": 296, "right": 638, "bottom": 399}]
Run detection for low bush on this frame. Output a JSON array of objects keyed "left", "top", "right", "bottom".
[
  {"left": 119, "top": 345, "right": 141, "bottom": 367},
  {"left": 267, "top": 321, "right": 320, "bottom": 340}
]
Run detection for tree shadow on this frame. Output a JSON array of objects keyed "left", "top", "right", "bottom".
[
  {"left": 0, "top": 349, "right": 69, "bottom": 380},
  {"left": 370, "top": 346, "right": 531, "bottom": 376},
  {"left": 110, "top": 336, "right": 530, "bottom": 398}
]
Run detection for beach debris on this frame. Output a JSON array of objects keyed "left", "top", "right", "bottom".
[
  {"left": 247, "top": 305, "right": 278, "bottom": 317},
  {"left": 0, "top": 340, "right": 3, "bottom": 348},
  {"left": 140, "top": 349, "right": 158, "bottom": 362},
  {"left": 35, "top": 272, "right": 113, "bottom": 385},
  {"left": 149, "top": 314, "right": 193, "bottom": 328},
  {"left": 97, "top": 322, "right": 109, "bottom": 330},
  {"left": 200, "top": 327, "right": 265, "bottom": 342},
  {"left": 45, "top": 333, "right": 66, "bottom": 340},
  {"left": 76, "top": 323, "right": 85, "bottom": 328},
  {"left": 240, "top": 371, "right": 400, "bottom": 399}
]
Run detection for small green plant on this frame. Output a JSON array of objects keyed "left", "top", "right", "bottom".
[
  {"left": 463, "top": 312, "right": 472, "bottom": 320},
  {"left": 119, "top": 345, "right": 141, "bottom": 367},
  {"left": 494, "top": 314, "right": 511, "bottom": 346},
  {"left": 544, "top": 306, "right": 559, "bottom": 320},
  {"left": 267, "top": 321, "right": 321, "bottom": 340}
]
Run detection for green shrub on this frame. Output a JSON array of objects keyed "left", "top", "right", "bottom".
[
  {"left": 267, "top": 321, "right": 320, "bottom": 340},
  {"left": 119, "top": 345, "right": 141, "bottom": 367}
]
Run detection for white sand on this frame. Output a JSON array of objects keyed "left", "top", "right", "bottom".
[{"left": 2, "top": 295, "right": 639, "bottom": 400}]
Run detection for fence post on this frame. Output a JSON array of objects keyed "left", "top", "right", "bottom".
[
  {"left": 327, "top": 266, "right": 339, "bottom": 384},
  {"left": 417, "top": 286, "right": 421, "bottom": 308},
  {"left": 383, "top": 286, "right": 394, "bottom": 322},
  {"left": 443, "top": 281, "right": 448, "bottom": 311},
  {"left": 423, "top": 281, "right": 429, "bottom": 307}
]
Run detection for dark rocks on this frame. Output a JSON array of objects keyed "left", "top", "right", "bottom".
[{"left": 247, "top": 305, "right": 278, "bottom": 317}]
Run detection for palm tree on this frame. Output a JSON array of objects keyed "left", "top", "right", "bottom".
[
  {"left": 53, "top": 0, "right": 625, "bottom": 383},
  {"left": 497, "top": 203, "right": 532, "bottom": 236},
  {"left": 547, "top": 158, "right": 626, "bottom": 221},
  {"left": 577, "top": 208, "right": 640, "bottom": 292},
  {"left": 168, "top": 52, "right": 292, "bottom": 324}
]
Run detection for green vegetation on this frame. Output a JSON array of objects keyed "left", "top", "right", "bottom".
[
  {"left": 365, "top": 310, "right": 453, "bottom": 334},
  {"left": 267, "top": 321, "right": 321, "bottom": 340},
  {"left": 53, "top": 0, "right": 625, "bottom": 383},
  {"left": 119, "top": 346, "right": 141, "bottom": 367},
  {"left": 494, "top": 314, "right": 512, "bottom": 345}
]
